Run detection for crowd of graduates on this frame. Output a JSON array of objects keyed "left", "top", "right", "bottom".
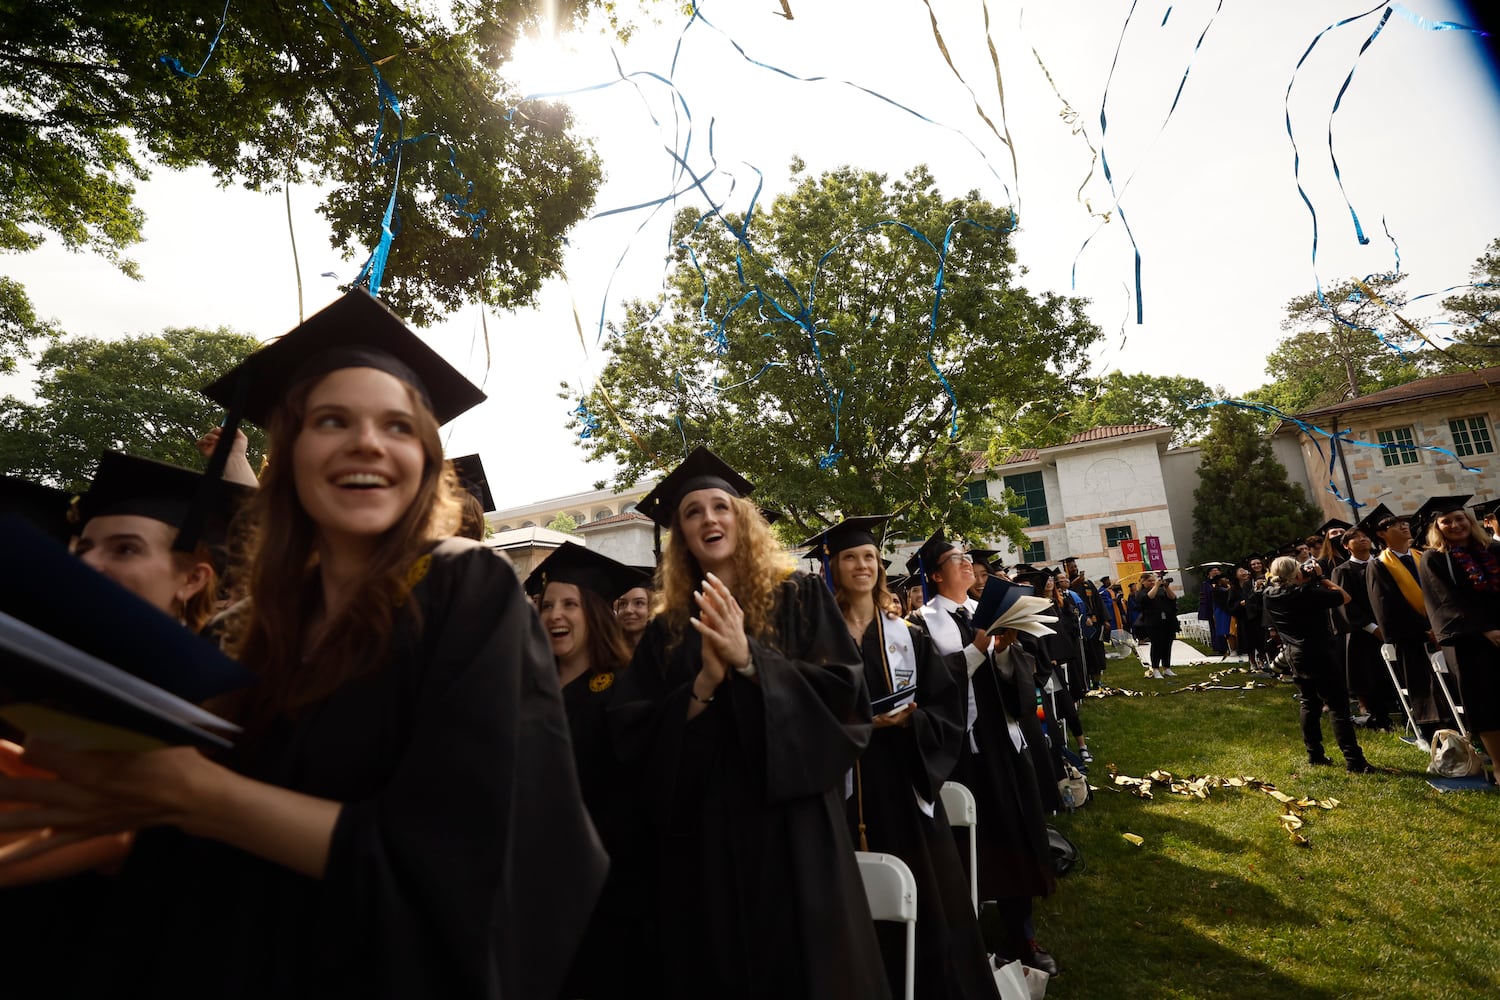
[{"left": 3, "top": 288, "right": 1499, "bottom": 999}]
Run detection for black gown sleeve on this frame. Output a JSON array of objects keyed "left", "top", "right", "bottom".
[
  {"left": 321, "top": 541, "right": 607, "bottom": 1000},
  {"left": 902, "top": 622, "right": 965, "bottom": 802},
  {"left": 746, "top": 573, "right": 873, "bottom": 801}
]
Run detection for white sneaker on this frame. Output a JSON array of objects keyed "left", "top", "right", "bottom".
[
  {"left": 1152, "top": 669, "right": 1164, "bottom": 679},
  {"left": 1163, "top": 667, "right": 1177, "bottom": 676}
]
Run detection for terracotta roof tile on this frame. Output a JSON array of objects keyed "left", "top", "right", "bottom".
[
  {"left": 1292, "top": 367, "right": 1500, "bottom": 420},
  {"left": 1063, "top": 423, "right": 1171, "bottom": 444},
  {"left": 577, "top": 510, "right": 652, "bottom": 528}
]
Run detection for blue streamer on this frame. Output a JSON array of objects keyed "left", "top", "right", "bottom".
[
  {"left": 160, "top": 0, "right": 233, "bottom": 79},
  {"left": 1071, "top": 0, "right": 1223, "bottom": 323},
  {"left": 1284, "top": 3, "right": 1392, "bottom": 305},
  {"left": 1193, "top": 399, "right": 1484, "bottom": 508},
  {"left": 1390, "top": 4, "right": 1491, "bottom": 35},
  {"left": 572, "top": 399, "right": 602, "bottom": 439},
  {"left": 1328, "top": 7, "right": 1394, "bottom": 250}
]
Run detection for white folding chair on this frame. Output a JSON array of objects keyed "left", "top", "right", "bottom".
[
  {"left": 1382, "top": 642, "right": 1428, "bottom": 750},
  {"left": 939, "top": 780, "right": 979, "bottom": 914},
  {"left": 1430, "top": 648, "right": 1468, "bottom": 739},
  {"left": 855, "top": 851, "right": 918, "bottom": 1000}
]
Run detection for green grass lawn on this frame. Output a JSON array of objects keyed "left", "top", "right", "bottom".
[{"left": 1036, "top": 654, "right": 1499, "bottom": 1000}]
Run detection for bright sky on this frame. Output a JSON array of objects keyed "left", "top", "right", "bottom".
[{"left": 5, "top": 0, "right": 1499, "bottom": 508}]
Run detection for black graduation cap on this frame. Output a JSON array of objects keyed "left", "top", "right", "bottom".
[
  {"left": 636, "top": 447, "right": 754, "bottom": 528},
  {"left": 1411, "top": 494, "right": 1474, "bottom": 537},
  {"left": 450, "top": 454, "right": 495, "bottom": 512},
  {"left": 968, "top": 547, "right": 1000, "bottom": 569},
  {"left": 904, "top": 529, "right": 961, "bottom": 603},
  {"left": 1353, "top": 502, "right": 1403, "bottom": 540},
  {"left": 524, "top": 542, "right": 649, "bottom": 602},
  {"left": 0, "top": 476, "right": 74, "bottom": 547},
  {"left": 0, "top": 515, "right": 255, "bottom": 749},
  {"left": 1011, "top": 568, "right": 1051, "bottom": 592},
  {"left": 887, "top": 573, "right": 909, "bottom": 592},
  {"left": 1471, "top": 498, "right": 1500, "bottom": 522},
  {"left": 800, "top": 515, "right": 893, "bottom": 557},
  {"left": 759, "top": 506, "right": 784, "bottom": 526},
  {"left": 1315, "top": 517, "right": 1352, "bottom": 535},
  {"left": 78, "top": 452, "right": 251, "bottom": 548},
  {"left": 201, "top": 288, "right": 487, "bottom": 429}
]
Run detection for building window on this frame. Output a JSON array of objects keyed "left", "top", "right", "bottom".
[
  {"left": 593, "top": 508, "right": 613, "bottom": 521},
  {"left": 521, "top": 520, "right": 535, "bottom": 528},
  {"left": 1376, "top": 426, "right": 1419, "bottom": 467},
  {"left": 1002, "top": 472, "right": 1049, "bottom": 527},
  {"left": 1104, "top": 525, "right": 1134, "bottom": 548},
  {"left": 498, "top": 525, "right": 512, "bottom": 532},
  {"left": 963, "top": 480, "right": 988, "bottom": 505},
  {"left": 1020, "top": 540, "right": 1046, "bottom": 564},
  {"left": 1448, "top": 416, "right": 1495, "bottom": 457},
  {"left": 622, "top": 501, "right": 638, "bottom": 513}
]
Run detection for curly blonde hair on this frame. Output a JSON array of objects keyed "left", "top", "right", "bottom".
[
  {"left": 653, "top": 492, "right": 794, "bottom": 643},
  {"left": 1425, "top": 509, "right": 1494, "bottom": 552}
]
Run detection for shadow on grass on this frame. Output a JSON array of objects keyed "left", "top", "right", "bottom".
[{"left": 1040, "top": 812, "right": 1342, "bottom": 1000}]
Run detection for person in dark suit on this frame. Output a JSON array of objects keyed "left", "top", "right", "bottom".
[{"left": 1332, "top": 526, "right": 1396, "bottom": 730}]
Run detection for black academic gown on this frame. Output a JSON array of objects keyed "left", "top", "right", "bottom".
[
  {"left": 1366, "top": 550, "right": 1443, "bottom": 725},
  {"left": 69, "top": 540, "right": 606, "bottom": 1000},
  {"left": 1332, "top": 558, "right": 1396, "bottom": 721},
  {"left": 609, "top": 571, "right": 888, "bottom": 1000},
  {"left": 847, "top": 614, "right": 999, "bottom": 1000},
  {"left": 1420, "top": 543, "right": 1500, "bottom": 732},
  {"left": 561, "top": 669, "right": 660, "bottom": 999}
]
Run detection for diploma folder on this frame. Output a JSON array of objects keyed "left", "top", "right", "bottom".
[
  {"left": 0, "top": 515, "right": 251, "bottom": 750},
  {"left": 971, "top": 577, "right": 1058, "bottom": 637}
]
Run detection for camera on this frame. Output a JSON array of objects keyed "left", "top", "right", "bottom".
[{"left": 1301, "top": 558, "right": 1320, "bottom": 575}]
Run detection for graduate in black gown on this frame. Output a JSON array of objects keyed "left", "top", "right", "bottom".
[
  {"left": 1361, "top": 504, "right": 1451, "bottom": 739},
  {"left": 908, "top": 532, "right": 1059, "bottom": 977},
  {"left": 1331, "top": 526, "right": 1397, "bottom": 730},
  {"left": 609, "top": 448, "right": 887, "bottom": 1000},
  {"left": 526, "top": 542, "right": 658, "bottom": 998},
  {"left": 807, "top": 516, "right": 999, "bottom": 1000},
  {"left": 2, "top": 453, "right": 254, "bottom": 1000},
  {"left": 1417, "top": 497, "right": 1500, "bottom": 768},
  {"left": 0, "top": 290, "right": 605, "bottom": 999}
]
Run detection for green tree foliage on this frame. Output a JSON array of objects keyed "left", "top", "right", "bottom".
[
  {"left": 1441, "top": 237, "right": 1500, "bottom": 367},
  {"left": 0, "top": 277, "right": 59, "bottom": 374},
  {"left": 1, "top": 1, "right": 606, "bottom": 322},
  {"left": 546, "top": 511, "right": 580, "bottom": 535},
  {"left": 1252, "top": 276, "right": 1426, "bottom": 417},
  {"left": 1190, "top": 406, "right": 1320, "bottom": 564},
  {"left": 571, "top": 163, "right": 1102, "bottom": 545},
  {"left": 0, "top": 326, "right": 265, "bottom": 488},
  {"left": 1068, "top": 371, "right": 1220, "bottom": 446}
]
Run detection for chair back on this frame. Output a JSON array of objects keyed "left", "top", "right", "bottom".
[
  {"left": 940, "top": 780, "right": 979, "bottom": 913},
  {"left": 854, "top": 851, "right": 917, "bottom": 1000}
]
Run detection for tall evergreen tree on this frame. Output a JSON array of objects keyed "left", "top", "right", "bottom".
[{"left": 1190, "top": 406, "right": 1320, "bottom": 564}]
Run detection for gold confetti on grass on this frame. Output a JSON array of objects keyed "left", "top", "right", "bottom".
[
  {"left": 1086, "top": 666, "right": 1271, "bottom": 699},
  {"left": 1104, "top": 766, "right": 1338, "bottom": 846}
]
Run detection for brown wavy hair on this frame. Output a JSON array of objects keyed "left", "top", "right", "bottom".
[
  {"left": 173, "top": 546, "right": 220, "bottom": 634},
  {"left": 224, "top": 372, "right": 462, "bottom": 729},
  {"left": 828, "top": 551, "right": 901, "bottom": 619},
  {"left": 544, "top": 582, "right": 632, "bottom": 675},
  {"left": 652, "top": 493, "right": 794, "bottom": 644}
]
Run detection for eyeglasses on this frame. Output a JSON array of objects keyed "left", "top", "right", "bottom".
[{"left": 940, "top": 552, "right": 975, "bottom": 568}]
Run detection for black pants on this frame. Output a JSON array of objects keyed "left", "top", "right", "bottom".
[
  {"left": 1293, "top": 666, "right": 1365, "bottom": 765},
  {"left": 1345, "top": 629, "right": 1397, "bottom": 726},
  {"left": 1148, "top": 629, "right": 1175, "bottom": 669}
]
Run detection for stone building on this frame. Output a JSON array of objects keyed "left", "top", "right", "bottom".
[{"left": 1272, "top": 366, "right": 1500, "bottom": 522}]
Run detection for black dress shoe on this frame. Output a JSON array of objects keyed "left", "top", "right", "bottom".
[
  {"left": 1346, "top": 759, "right": 1377, "bottom": 774},
  {"left": 1308, "top": 755, "right": 1335, "bottom": 766},
  {"left": 1023, "top": 941, "right": 1060, "bottom": 977}
]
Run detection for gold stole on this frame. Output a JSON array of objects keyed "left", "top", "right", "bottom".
[{"left": 1377, "top": 547, "right": 1426, "bottom": 617}]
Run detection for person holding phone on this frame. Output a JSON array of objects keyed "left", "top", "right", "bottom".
[
  {"left": 1263, "top": 556, "right": 1375, "bottom": 771},
  {"left": 1140, "top": 572, "right": 1179, "bottom": 678},
  {"left": 808, "top": 516, "right": 998, "bottom": 1000}
]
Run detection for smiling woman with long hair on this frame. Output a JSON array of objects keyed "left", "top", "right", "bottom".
[
  {"left": 610, "top": 447, "right": 886, "bottom": 1000},
  {"left": 813, "top": 516, "right": 997, "bottom": 1000},
  {"left": 0, "top": 291, "right": 604, "bottom": 999}
]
